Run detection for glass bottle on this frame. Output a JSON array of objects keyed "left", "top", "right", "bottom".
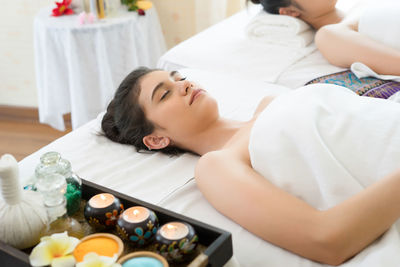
[
  {"left": 35, "top": 152, "right": 82, "bottom": 216},
  {"left": 36, "top": 173, "right": 84, "bottom": 239}
]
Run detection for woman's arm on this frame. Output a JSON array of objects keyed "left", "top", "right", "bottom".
[
  {"left": 314, "top": 23, "right": 400, "bottom": 75},
  {"left": 195, "top": 150, "right": 400, "bottom": 265}
]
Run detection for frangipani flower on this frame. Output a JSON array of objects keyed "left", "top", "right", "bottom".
[
  {"left": 29, "top": 232, "right": 80, "bottom": 267},
  {"left": 76, "top": 253, "right": 121, "bottom": 267}
]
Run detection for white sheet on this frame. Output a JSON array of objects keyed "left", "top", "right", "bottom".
[
  {"left": 18, "top": 69, "right": 290, "bottom": 267},
  {"left": 158, "top": 5, "right": 317, "bottom": 84}
]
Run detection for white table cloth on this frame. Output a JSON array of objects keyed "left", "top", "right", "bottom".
[{"left": 34, "top": 6, "right": 166, "bottom": 130}]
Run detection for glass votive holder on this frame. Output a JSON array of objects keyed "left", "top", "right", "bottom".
[
  {"left": 117, "top": 251, "right": 169, "bottom": 267},
  {"left": 116, "top": 206, "right": 159, "bottom": 247},
  {"left": 153, "top": 221, "right": 199, "bottom": 263},
  {"left": 84, "top": 193, "right": 124, "bottom": 230},
  {"left": 73, "top": 233, "right": 124, "bottom": 263}
]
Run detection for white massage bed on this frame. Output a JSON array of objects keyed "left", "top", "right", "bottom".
[
  {"left": 19, "top": 69, "right": 292, "bottom": 267},
  {"left": 18, "top": 68, "right": 400, "bottom": 267},
  {"left": 158, "top": 4, "right": 345, "bottom": 89}
]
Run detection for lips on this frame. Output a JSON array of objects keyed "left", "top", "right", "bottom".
[{"left": 189, "top": 89, "right": 204, "bottom": 105}]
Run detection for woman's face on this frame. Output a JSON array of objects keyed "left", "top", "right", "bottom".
[
  {"left": 138, "top": 70, "right": 219, "bottom": 144},
  {"left": 292, "top": 0, "right": 337, "bottom": 17}
]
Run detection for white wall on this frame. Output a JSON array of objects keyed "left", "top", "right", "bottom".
[
  {"left": 0, "top": 0, "right": 244, "bottom": 108},
  {"left": 0, "top": 0, "right": 53, "bottom": 107}
]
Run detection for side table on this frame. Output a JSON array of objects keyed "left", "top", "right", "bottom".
[{"left": 34, "top": 6, "right": 166, "bottom": 130}]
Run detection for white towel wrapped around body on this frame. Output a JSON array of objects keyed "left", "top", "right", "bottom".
[
  {"left": 249, "top": 84, "right": 400, "bottom": 266},
  {"left": 351, "top": 2, "right": 400, "bottom": 81},
  {"left": 245, "top": 11, "right": 315, "bottom": 48},
  {"left": 358, "top": 2, "right": 400, "bottom": 51}
]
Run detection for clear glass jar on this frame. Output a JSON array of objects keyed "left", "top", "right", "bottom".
[
  {"left": 36, "top": 173, "right": 84, "bottom": 239},
  {"left": 35, "top": 152, "right": 82, "bottom": 216}
]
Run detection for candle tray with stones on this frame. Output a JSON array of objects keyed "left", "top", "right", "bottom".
[{"left": 0, "top": 179, "right": 233, "bottom": 267}]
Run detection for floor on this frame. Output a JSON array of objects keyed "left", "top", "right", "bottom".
[{"left": 0, "top": 119, "right": 71, "bottom": 161}]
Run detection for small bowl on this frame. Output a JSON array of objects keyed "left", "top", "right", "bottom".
[
  {"left": 73, "top": 233, "right": 124, "bottom": 262},
  {"left": 117, "top": 251, "right": 169, "bottom": 267}
]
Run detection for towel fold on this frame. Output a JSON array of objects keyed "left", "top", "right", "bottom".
[
  {"left": 245, "top": 11, "right": 314, "bottom": 48},
  {"left": 351, "top": 62, "right": 400, "bottom": 82}
]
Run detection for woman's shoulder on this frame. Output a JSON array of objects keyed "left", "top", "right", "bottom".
[
  {"left": 253, "top": 95, "right": 276, "bottom": 118},
  {"left": 195, "top": 149, "right": 247, "bottom": 180},
  {"left": 197, "top": 150, "right": 239, "bottom": 169}
]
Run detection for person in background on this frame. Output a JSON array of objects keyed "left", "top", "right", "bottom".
[{"left": 249, "top": 0, "right": 400, "bottom": 76}]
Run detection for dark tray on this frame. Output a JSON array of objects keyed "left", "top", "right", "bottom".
[{"left": 0, "top": 179, "right": 233, "bottom": 267}]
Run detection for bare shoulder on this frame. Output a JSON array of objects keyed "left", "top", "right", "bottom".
[
  {"left": 196, "top": 150, "right": 239, "bottom": 177},
  {"left": 195, "top": 149, "right": 246, "bottom": 186},
  {"left": 253, "top": 95, "right": 275, "bottom": 117}
]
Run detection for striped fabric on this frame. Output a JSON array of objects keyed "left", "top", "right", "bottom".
[{"left": 306, "top": 70, "right": 400, "bottom": 99}]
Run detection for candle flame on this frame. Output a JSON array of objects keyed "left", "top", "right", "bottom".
[
  {"left": 133, "top": 209, "right": 140, "bottom": 216},
  {"left": 167, "top": 224, "right": 177, "bottom": 230},
  {"left": 100, "top": 194, "right": 106, "bottom": 200}
]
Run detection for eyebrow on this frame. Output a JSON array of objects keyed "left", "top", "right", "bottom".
[{"left": 151, "top": 71, "right": 176, "bottom": 101}]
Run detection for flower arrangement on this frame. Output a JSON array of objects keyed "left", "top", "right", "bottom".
[
  {"left": 121, "top": 0, "right": 153, "bottom": 15},
  {"left": 52, "top": 0, "right": 74, "bottom": 16},
  {"left": 29, "top": 232, "right": 122, "bottom": 267}
]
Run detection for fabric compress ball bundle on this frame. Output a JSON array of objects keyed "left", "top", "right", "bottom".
[{"left": 0, "top": 154, "right": 49, "bottom": 249}]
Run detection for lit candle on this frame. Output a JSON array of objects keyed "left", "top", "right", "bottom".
[
  {"left": 88, "top": 193, "right": 114, "bottom": 208},
  {"left": 154, "top": 222, "right": 198, "bottom": 262},
  {"left": 116, "top": 206, "right": 158, "bottom": 247},
  {"left": 123, "top": 206, "right": 150, "bottom": 223},
  {"left": 160, "top": 222, "right": 189, "bottom": 240},
  {"left": 73, "top": 233, "right": 123, "bottom": 262},
  {"left": 84, "top": 193, "right": 124, "bottom": 230}
]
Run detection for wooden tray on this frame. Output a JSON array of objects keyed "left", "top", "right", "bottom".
[{"left": 0, "top": 179, "right": 233, "bottom": 267}]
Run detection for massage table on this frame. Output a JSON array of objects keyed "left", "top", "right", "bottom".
[
  {"left": 18, "top": 69, "right": 291, "bottom": 267},
  {"left": 17, "top": 67, "right": 400, "bottom": 267},
  {"left": 157, "top": 4, "right": 345, "bottom": 89}
]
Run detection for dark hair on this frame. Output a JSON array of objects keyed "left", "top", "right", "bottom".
[
  {"left": 101, "top": 67, "right": 186, "bottom": 156},
  {"left": 248, "top": 0, "right": 292, "bottom": 14}
]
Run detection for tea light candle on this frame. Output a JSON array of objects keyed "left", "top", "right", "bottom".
[
  {"left": 116, "top": 206, "right": 159, "bottom": 247},
  {"left": 118, "top": 251, "right": 169, "bottom": 267},
  {"left": 89, "top": 193, "right": 114, "bottom": 208},
  {"left": 84, "top": 193, "right": 124, "bottom": 230},
  {"left": 159, "top": 222, "right": 189, "bottom": 240},
  {"left": 123, "top": 206, "right": 150, "bottom": 223},
  {"left": 154, "top": 221, "right": 198, "bottom": 263},
  {"left": 73, "top": 233, "right": 123, "bottom": 262}
]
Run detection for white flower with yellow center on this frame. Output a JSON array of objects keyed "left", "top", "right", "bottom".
[
  {"left": 76, "top": 252, "right": 121, "bottom": 267},
  {"left": 29, "top": 232, "right": 80, "bottom": 267}
]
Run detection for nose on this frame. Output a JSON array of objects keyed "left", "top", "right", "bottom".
[{"left": 177, "top": 80, "right": 192, "bottom": 95}]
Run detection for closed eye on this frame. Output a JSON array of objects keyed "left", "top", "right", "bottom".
[
  {"left": 160, "top": 90, "right": 170, "bottom": 101},
  {"left": 180, "top": 77, "right": 186, "bottom": 81}
]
